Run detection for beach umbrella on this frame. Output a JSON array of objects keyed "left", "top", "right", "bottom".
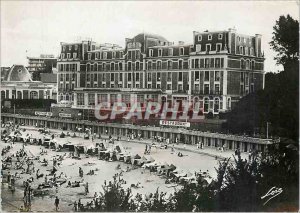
[{"left": 134, "top": 154, "right": 141, "bottom": 159}]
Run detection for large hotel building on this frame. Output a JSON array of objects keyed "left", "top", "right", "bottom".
[{"left": 54, "top": 28, "right": 265, "bottom": 119}]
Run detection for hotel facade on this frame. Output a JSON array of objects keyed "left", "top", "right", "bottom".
[{"left": 54, "top": 28, "right": 265, "bottom": 119}]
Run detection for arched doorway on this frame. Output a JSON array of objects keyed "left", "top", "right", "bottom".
[
  {"left": 214, "top": 98, "right": 219, "bottom": 113},
  {"left": 17, "top": 91, "right": 22, "bottom": 99},
  {"left": 30, "top": 91, "right": 38, "bottom": 99}
]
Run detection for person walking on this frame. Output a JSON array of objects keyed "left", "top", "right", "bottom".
[{"left": 55, "top": 196, "right": 59, "bottom": 211}]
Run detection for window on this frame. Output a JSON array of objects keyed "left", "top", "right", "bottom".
[
  {"left": 86, "top": 74, "right": 90, "bottom": 81},
  {"left": 77, "top": 93, "right": 84, "bottom": 105},
  {"left": 149, "top": 49, "right": 153, "bottom": 57},
  {"left": 67, "top": 53, "right": 71, "bottom": 59},
  {"left": 251, "top": 61, "right": 255, "bottom": 70},
  {"left": 62, "top": 46, "right": 66, "bottom": 51},
  {"left": 69, "top": 45, "right": 72, "bottom": 51},
  {"left": 239, "top": 46, "right": 243, "bottom": 55},
  {"left": 136, "top": 62, "right": 140, "bottom": 71},
  {"left": 218, "top": 33, "right": 223, "bottom": 40},
  {"left": 75, "top": 45, "right": 78, "bottom": 50},
  {"left": 119, "top": 73, "right": 123, "bottom": 81},
  {"left": 61, "top": 53, "right": 65, "bottom": 59},
  {"left": 204, "top": 84, "right": 209, "bottom": 94},
  {"left": 245, "top": 47, "right": 248, "bottom": 55},
  {"left": 167, "top": 61, "right": 172, "bottom": 70},
  {"left": 148, "top": 83, "right": 152, "bottom": 89},
  {"left": 128, "top": 73, "right": 132, "bottom": 81},
  {"left": 119, "top": 63, "right": 123, "bottom": 71},
  {"left": 66, "top": 74, "right": 69, "bottom": 81},
  {"left": 198, "top": 35, "right": 202, "bottom": 41},
  {"left": 111, "top": 73, "right": 114, "bottom": 81},
  {"left": 205, "top": 58, "right": 210, "bottom": 68},
  {"left": 237, "top": 36, "right": 241, "bottom": 43},
  {"left": 240, "top": 85, "right": 244, "bottom": 95},
  {"left": 195, "top": 59, "right": 199, "bottom": 68},
  {"left": 157, "top": 72, "right": 161, "bottom": 81},
  {"left": 178, "top": 84, "right": 183, "bottom": 91},
  {"left": 112, "top": 52, "right": 116, "bottom": 59},
  {"left": 167, "top": 84, "right": 172, "bottom": 90},
  {"left": 196, "top": 44, "right": 201, "bottom": 52},
  {"left": 208, "top": 34, "right": 212, "bottom": 40},
  {"left": 168, "top": 48, "right": 173, "bottom": 56},
  {"left": 147, "top": 73, "right": 152, "bottom": 81},
  {"left": 158, "top": 49, "right": 162, "bottom": 57},
  {"left": 216, "top": 43, "right": 222, "bottom": 52},
  {"left": 206, "top": 44, "right": 211, "bottom": 52},
  {"left": 179, "top": 47, "right": 184, "bottom": 56},
  {"left": 215, "top": 71, "right": 220, "bottom": 81},
  {"left": 88, "top": 53, "right": 91, "bottom": 60},
  {"left": 215, "top": 84, "right": 220, "bottom": 94},
  {"left": 178, "top": 72, "right": 183, "bottom": 81},
  {"left": 103, "top": 52, "right": 107, "bottom": 59},
  {"left": 214, "top": 98, "right": 219, "bottom": 112},
  {"left": 111, "top": 62, "right": 115, "bottom": 71},
  {"left": 148, "top": 61, "right": 152, "bottom": 70},
  {"left": 250, "top": 48, "right": 254, "bottom": 56},
  {"left": 240, "top": 72, "right": 244, "bottom": 82},
  {"left": 167, "top": 72, "right": 172, "bottom": 81},
  {"left": 178, "top": 60, "right": 183, "bottom": 69},
  {"left": 136, "top": 73, "right": 140, "bottom": 81},
  {"left": 128, "top": 62, "right": 132, "bottom": 71},
  {"left": 157, "top": 61, "right": 162, "bottom": 70},
  {"left": 241, "top": 59, "right": 245, "bottom": 69},
  {"left": 204, "top": 71, "right": 210, "bottom": 81},
  {"left": 60, "top": 74, "right": 64, "bottom": 81},
  {"left": 195, "top": 71, "right": 199, "bottom": 81},
  {"left": 73, "top": 53, "right": 77, "bottom": 58},
  {"left": 215, "top": 58, "right": 220, "bottom": 68}
]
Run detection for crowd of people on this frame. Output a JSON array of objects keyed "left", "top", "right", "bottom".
[{"left": 1, "top": 121, "right": 214, "bottom": 212}]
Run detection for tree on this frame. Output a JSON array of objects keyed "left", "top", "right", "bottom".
[{"left": 269, "top": 15, "right": 299, "bottom": 68}]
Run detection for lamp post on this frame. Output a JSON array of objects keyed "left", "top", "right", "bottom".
[{"left": 266, "top": 122, "right": 271, "bottom": 139}]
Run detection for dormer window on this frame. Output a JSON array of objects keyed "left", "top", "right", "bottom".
[
  {"left": 206, "top": 44, "right": 211, "bottom": 52},
  {"left": 216, "top": 43, "right": 222, "bottom": 52},
  {"left": 208, "top": 34, "right": 212, "bottom": 40},
  {"left": 67, "top": 53, "right": 71, "bottom": 59},
  {"left": 196, "top": 44, "right": 201, "bottom": 52},
  {"left": 73, "top": 53, "right": 77, "bottom": 58},
  {"left": 179, "top": 47, "right": 184, "bottom": 56},
  {"left": 218, "top": 33, "right": 223, "bottom": 40},
  {"left": 149, "top": 49, "right": 153, "bottom": 57},
  {"left": 75, "top": 45, "right": 78, "bottom": 51},
  {"left": 198, "top": 35, "right": 202, "bottom": 41}
]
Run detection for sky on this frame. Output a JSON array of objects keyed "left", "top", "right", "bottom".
[{"left": 1, "top": 1, "right": 299, "bottom": 72}]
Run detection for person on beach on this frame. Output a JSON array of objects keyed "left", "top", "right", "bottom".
[{"left": 55, "top": 196, "right": 59, "bottom": 211}]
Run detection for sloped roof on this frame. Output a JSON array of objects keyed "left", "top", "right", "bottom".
[
  {"left": 133, "top": 33, "right": 168, "bottom": 43},
  {"left": 4, "top": 65, "right": 32, "bottom": 82}
]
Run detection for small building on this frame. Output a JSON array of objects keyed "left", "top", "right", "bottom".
[{"left": 1, "top": 65, "right": 57, "bottom": 100}]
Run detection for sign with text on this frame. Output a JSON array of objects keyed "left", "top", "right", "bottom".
[
  {"left": 59, "top": 113, "right": 72, "bottom": 118},
  {"left": 35, "top": 111, "right": 53, "bottom": 117},
  {"left": 159, "top": 120, "right": 190, "bottom": 128}
]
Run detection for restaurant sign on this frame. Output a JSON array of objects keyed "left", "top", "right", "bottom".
[
  {"left": 35, "top": 111, "right": 53, "bottom": 116},
  {"left": 159, "top": 120, "right": 190, "bottom": 128},
  {"left": 59, "top": 113, "right": 72, "bottom": 118}
]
